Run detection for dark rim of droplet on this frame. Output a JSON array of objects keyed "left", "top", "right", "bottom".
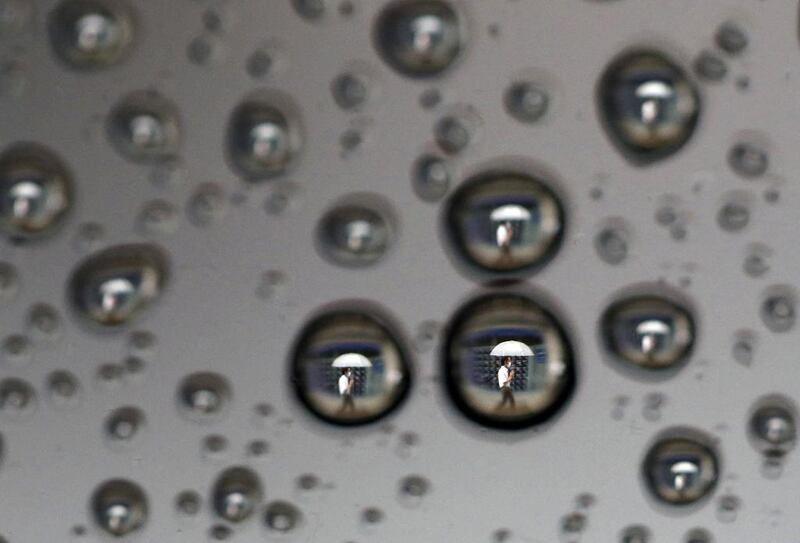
[
  {"left": 106, "top": 89, "right": 181, "bottom": 163},
  {"left": 0, "top": 142, "right": 74, "bottom": 240},
  {"left": 441, "top": 291, "right": 576, "bottom": 430},
  {"left": 68, "top": 243, "right": 170, "bottom": 328},
  {"left": 48, "top": 0, "right": 136, "bottom": 70},
  {"left": 90, "top": 479, "right": 148, "bottom": 536},
  {"left": 289, "top": 305, "right": 413, "bottom": 427}
]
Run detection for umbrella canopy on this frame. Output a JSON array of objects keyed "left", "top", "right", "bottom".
[
  {"left": 490, "top": 204, "right": 531, "bottom": 222},
  {"left": 490, "top": 340, "right": 534, "bottom": 358},
  {"left": 331, "top": 352, "right": 373, "bottom": 368}
]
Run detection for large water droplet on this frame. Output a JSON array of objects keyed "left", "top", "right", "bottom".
[
  {"left": 178, "top": 372, "right": 231, "bottom": 420},
  {"left": 107, "top": 90, "right": 181, "bottom": 163},
  {"left": 291, "top": 308, "right": 412, "bottom": 425},
  {"left": 91, "top": 479, "right": 148, "bottom": 536},
  {"left": 601, "top": 294, "right": 694, "bottom": 371},
  {"left": 317, "top": 202, "right": 393, "bottom": 267},
  {"left": 226, "top": 93, "right": 303, "bottom": 181},
  {"left": 212, "top": 466, "right": 262, "bottom": 523},
  {"left": 643, "top": 430, "right": 719, "bottom": 505},
  {"left": 69, "top": 243, "right": 169, "bottom": 326},
  {"left": 446, "top": 171, "right": 565, "bottom": 274},
  {"left": 48, "top": 0, "right": 135, "bottom": 70},
  {"left": 443, "top": 293, "right": 575, "bottom": 429},
  {"left": 374, "top": 0, "right": 462, "bottom": 78},
  {"left": 598, "top": 50, "right": 700, "bottom": 164},
  {"left": 0, "top": 143, "right": 73, "bottom": 240}
]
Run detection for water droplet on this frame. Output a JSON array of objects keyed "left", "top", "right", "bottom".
[
  {"left": 2, "top": 333, "right": 30, "bottom": 363},
  {"left": 620, "top": 525, "right": 651, "bottom": 543},
  {"left": 227, "top": 93, "right": 303, "bottom": 181},
  {"left": 256, "top": 269, "right": 286, "bottom": 300},
  {"left": 362, "top": 507, "right": 384, "bottom": 524},
  {"left": 595, "top": 221, "right": 629, "bottom": 265},
  {"left": 715, "top": 22, "right": 747, "bottom": 55},
  {"left": 128, "top": 330, "right": 156, "bottom": 352},
  {"left": 292, "top": 308, "right": 411, "bottom": 425},
  {"left": 693, "top": 50, "right": 727, "bottom": 82},
  {"left": 203, "top": 434, "right": 228, "bottom": 457},
  {"left": 178, "top": 372, "right": 231, "bottom": 419},
  {"left": 743, "top": 244, "right": 770, "bottom": 278},
  {"left": 749, "top": 397, "right": 796, "bottom": 456},
  {"left": 188, "top": 182, "right": 226, "bottom": 226},
  {"left": 105, "top": 406, "right": 145, "bottom": 441},
  {"left": 446, "top": 171, "right": 565, "bottom": 274},
  {"left": 0, "top": 261, "right": 18, "bottom": 301},
  {"left": 69, "top": 243, "right": 169, "bottom": 326},
  {"left": 91, "top": 479, "right": 148, "bottom": 536},
  {"left": 443, "top": 293, "right": 575, "bottom": 429},
  {"left": 601, "top": 294, "right": 694, "bottom": 371},
  {"left": 0, "top": 143, "right": 73, "bottom": 240},
  {"left": 293, "top": 0, "right": 325, "bottom": 21},
  {"left": 202, "top": 2, "right": 237, "bottom": 34},
  {"left": 246, "top": 48, "right": 273, "bottom": 78},
  {"left": 598, "top": 50, "right": 700, "bottom": 164},
  {"left": 138, "top": 199, "right": 178, "bottom": 235},
  {"left": 717, "top": 201, "right": 749, "bottom": 232},
  {"left": 96, "top": 362, "right": 125, "bottom": 385},
  {"left": 107, "top": 90, "right": 181, "bottom": 163},
  {"left": 0, "top": 377, "right": 36, "bottom": 414},
  {"left": 685, "top": 528, "right": 714, "bottom": 543},
  {"left": 46, "top": 370, "right": 80, "bottom": 404},
  {"left": 317, "top": 202, "right": 393, "bottom": 267},
  {"left": 398, "top": 474, "right": 430, "bottom": 507},
  {"left": 561, "top": 512, "right": 586, "bottom": 534},
  {"left": 505, "top": 81, "right": 549, "bottom": 123},
  {"left": 212, "top": 466, "right": 262, "bottom": 522},
  {"left": 246, "top": 439, "right": 269, "bottom": 457},
  {"left": 26, "top": 303, "right": 62, "bottom": 339},
  {"left": 716, "top": 494, "right": 740, "bottom": 523},
  {"left": 643, "top": 430, "right": 719, "bottom": 505},
  {"left": 761, "top": 287, "right": 795, "bottom": 333},
  {"left": 728, "top": 142, "right": 768, "bottom": 178},
  {"left": 297, "top": 473, "right": 319, "bottom": 490},
  {"left": 374, "top": 0, "right": 462, "bottom": 78},
  {"left": 264, "top": 500, "right": 301, "bottom": 532},
  {"left": 175, "top": 490, "right": 201, "bottom": 516},
  {"left": 412, "top": 154, "right": 450, "bottom": 202},
  {"left": 48, "top": 0, "right": 135, "bottom": 70},
  {"left": 187, "top": 34, "right": 223, "bottom": 65},
  {"left": 434, "top": 113, "right": 474, "bottom": 154},
  {"left": 732, "top": 330, "right": 756, "bottom": 366},
  {"left": 419, "top": 87, "right": 442, "bottom": 108},
  {"left": 331, "top": 72, "right": 369, "bottom": 110}
]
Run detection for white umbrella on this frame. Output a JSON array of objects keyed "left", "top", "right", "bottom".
[
  {"left": 331, "top": 352, "right": 373, "bottom": 368},
  {"left": 490, "top": 204, "right": 531, "bottom": 222},
  {"left": 490, "top": 340, "right": 534, "bottom": 358}
]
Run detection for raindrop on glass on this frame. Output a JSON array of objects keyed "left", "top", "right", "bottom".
[
  {"left": 175, "top": 490, "right": 201, "bottom": 516},
  {"left": 443, "top": 293, "right": 575, "bottom": 429},
  {"left": 601, "top": 295, "right": 694, "bottom": 371},
  {"left": 331, "top": 72, "right": 369, "bottom": 110},
  {"left": 446, "top": 171, "right": 565, "bottom": 274},
  {"left": 728, "top": 142, "right": 768, "bottom": 178},
  {"left": 46, "top": 370, "right": 80, "bottom": 404},
  {"left": 598, "top": 50, "right": 700, "bottom": 164},
  {"left": 48, "top": 0, "right": 135, "bottom": 70},
  {"left": 0, "top": 377, "right": 36, "bottom": 414},
  {"left": 761, "top": 288, "right": 795, "bottom": 333},
  {"left": 715, "top": 22, "right": 747, "bottom": 55},
  {"left": 69, "top": 243, "right": 169, "bottom": 326},
  {"left": 693, "top": 50, "right": 727, "bottom": 82},
  {"left": 178, "top": 372, "right": 231, "bottom": 419},
  {"left": 212, "top": 466, "right": 262, "bottom": 523},
  {"left": 264, "top": 500, "right": 301, "bottom": 532},
  {"left": 293, "top": 0, "right": 325, "bottom": 20},
  {"left": 317, "top": 203, "right": 393, "bottom": 267},
  {"left": 505, "top": 81, "right": 549, "bottom": 123},
  {"left": 291, "top": 309, "right": 412, "bottom": 425},
  {"left": 412, "top": 154, "right": 450, "bottom": 202},
  {"left": 107, "top": 90, "right": 181, "bottom": 163},
  {"left": 374, "top": 0, "right": 462, "bottom": 78},
  {"left": 26, "top": 303, "right": 62, "bottom": 339},
  {"left": 434, "top": 114, "right": 473, "bottom": 154},
  {"left": 188, "top": 182, "right": 227, "bottom": 227},
  {"left": 643, "top": 430, "right": 719, "bottom": 505},
  {"left": 91, "top": 479, "right": 148, "bottom": 536},
  {"left": 0, "top": 143, "right": 73, "bottom": 240},
  {"left": 105, "top": 406, "right": 145, "bottom": 441},
  {"left": 749, "top": 398, "right": 796, "bottom": 457},
  {"left": 620, "top": 525, "right": 651, "bottom": 543},
  {"left": 717, "top": 202, "right": 749, "bottom": 232},
  {"left": 685, "top": 528, "right": 714, "bottom": 543},
  {"left": 595, "top": 223, "right": 629, "bottom": 265}
]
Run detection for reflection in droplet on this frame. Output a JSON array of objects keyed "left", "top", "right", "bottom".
[
  {"left": 212, "top": 466, "right": 262, "bottom": 523},
  {"left": 105, "top": 406, "right": 145, "bottom": 442},
  {"left": 446, "top": 172, "right": 565, "bottom": 274},
  {"left": 598, "top": 50, "right": 700, "bottom": 164},
  {"left": 91, "top": 479, "right": 148, "bottom": 536},
  {"left": 48, "top": 0, "right": 135, "bottom": 70},
  {"left": 505, "top": 81, "right": 549, "bottom": 123},
  {"left": 69, "top": 244, "right": 169, "bottom": 326},
  {"left": 374, "top": 0, "right": 462, "bottom": 78},
  {"left": 620, "top": 525, "right": 651, "bottom": 543},
  {"left": 0, "top": 143, "right": 73, "bottom": 240},
  {"left": 317, "top": 204, "right": 393, "bottom": 267},
  {"left": 643, "top": 430, "right": 719, "bottom": 505},
  {"left": 601, "top": 295, "right": 694, "bottom": 371},
  {"left": 761, "top": 287, "right": 795, "bottom": 333},
  {"left": 292, "top": 309, "right": 411, "bottom": 425},
  {"left": 178, "top": 372, "right": 231, "bottom": 419},
  {"left": 749, "top": 398, "right": 796, "bottom": 457},
  {"left": 107, "top": 90, "right": 180, "bottom": 163},
  {"left": 443, "top": 293, "right": 575, "bottom": 429},
  {"left": 728, "top": 142, "right": 768, "bottom": 178},
  {"left": 412, "top": 154, "right": 450, "bottom": 202},
  {"left": 264, "top": 500, "right": 301, "bottom": 532},
  {"left": 227, "top": 95, "right": 303, "bottom": 181}
]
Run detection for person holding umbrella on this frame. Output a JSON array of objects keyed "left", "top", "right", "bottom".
[{"left": 332, "top": 352, "right": 372, "bottom": 414}]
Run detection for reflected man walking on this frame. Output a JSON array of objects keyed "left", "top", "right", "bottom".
[
  {"left": 338, "top": 368, "right": 355, "bottom": 413},
  {"left": 496, "top": 356, "right": 516, "bottom": 410}
]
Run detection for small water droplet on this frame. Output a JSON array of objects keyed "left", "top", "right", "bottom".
[
  {"left": 107, "top": 90, "right": 181, "bottom": 163},
  {"left": 175, "top": 490, "right": 201, "bottom": 516},
  {"left": 332, "top": 72, "right": 370, "bottom": 110},
  {"left": 716, "top": 494, "right": 740, "bottom": 523},
  {"left": 212, "top": 466, "right": 262, "bottom": 522},
  {"left": 246, "top": 439, "right": 269, "bottom": 457},
  {"left": 293, "top": 0, "right": 325, "bottom": 20},
  {"left": 0, "top": 377, "right": 36, "bottom": 414},
  {"left": 178, "top": 372, "right": 231, "bottom": 419},
  {"left": 643, "top": 429, "right": 719, "bottom": 505},
  {"left": 717, "top": 201, "right": 749, "bottom": 232},
  {"left": 419, "top": 87, "right": 442, "bottom": 108},
  {"left": 743, "top": 244, "right": 770, "bottom": 278},
  {"left": 91, "top": 479, "right": 148, "bottom": 536},
  {"left": 732, "top": 330, "right": 756, "bottom": 366},
  {"left": 561, "top": 512, "right": 586, "bottom": 534},
  {"left": 47, "top": 370, "right": 80, "bottom": 405},
  {"left": 729, "top": 142, "right": 768, "bottom": 178},
  {"left": 595, "top": 221, "right": 629, "bottom": 265},
  {"left": 362, "top": 507, "right": 384, "bottom": 524},
  {"left": 620, "top": 525, "right": 651, "bottom": 543},
  {"left": 399, "top": 474, "right": 430, "bottom": 507},
  {"left": 761, "top": 287, "right": 795, "bottom": 333},
  {"left": 0, "top": 60, "right": 28, "bottom": 98},
  {"left": 693, "top": 50, "right": 727, "bottom": 81},
  {"left": 264, "top": 500, "right": 302, "bottom": 532},
  {"left": 187, "top": 34, "right": 222, "bottom": 65},
  {"left": 433, "top": 113, "right": 474, "bottom": 154},
  {"left": 749, "top": 397, "right": 796, "bottom": 457},
  {"left": 188, "top": 183, "right": 226, "bottom": 227},
  {"left": 374, "top": 0, "right": 462, "bottom": 77},
  {"left": 715, "top": 22, "right": 747, "bottom": 55},
  {"left": 210, "top": 524, "right": 232, "bottom": 540},
  {"left": 203, "top": 434, "right": 229, "bottom": 455},
  {"left": 685, "top": 528, "right": 714, "bottom": 543},
  {"left": 505, "top": 81, "right": 549, "bottom": 123},
  {"left": 2, "top": 333, "right": 30, "bottom": 363},
  {"left": 412, "top": 154, "right": 450, "bottom": 202},
  {"left": 105, "top": 406, "right": 145, "bottom": 442},
  {"left": 138, "top": 199, "right": 178, "bottom": 235},
  {"left": 317, "top": 202, "right": 393, "bottom": 267}
]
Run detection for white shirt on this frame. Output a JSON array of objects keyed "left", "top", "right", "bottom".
[
  {"left": 496, "top": 223, "right": 512, "bottom": 248},
  {"left": 497, "top": 366, "right": 510, "bottom": 389},
  {"left": 338, "top": 374, "right": 350, "bottom": 395}
]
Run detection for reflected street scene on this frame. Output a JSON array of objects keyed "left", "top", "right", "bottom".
[
  {"left": 292, "top": 310, "right": 411, "bottom": 425},
  {"left": 444, "top": 293, "right": 575, "bottom": 429}
]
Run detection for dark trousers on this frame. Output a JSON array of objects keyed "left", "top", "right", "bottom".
[
  {"left": 340, "top": 392, "right": 355, "bottom": 412},
  {"left": 499, "top": 386, "right": 515, "bottom": 409}
]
